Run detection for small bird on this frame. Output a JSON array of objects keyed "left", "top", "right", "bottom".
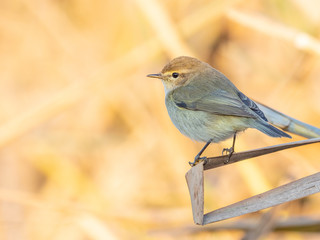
[{"left": 147, "top": 56, "right": 291, "bottom": 166}]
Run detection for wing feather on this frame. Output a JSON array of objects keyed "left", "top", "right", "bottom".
[
  {"left": 171, "top": 80, "right": 257, "bottom": 118},
  {"left": 237, "top": 91, "right": 268, "bottom": 121}
]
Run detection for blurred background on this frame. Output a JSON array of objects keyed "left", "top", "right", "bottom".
[{"left": 0, "top": 0, "right": 320, "bottom": 239}]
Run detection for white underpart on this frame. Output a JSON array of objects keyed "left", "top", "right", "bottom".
[{"left": 162, "top": 80, "right": 180, "bottom": 96}]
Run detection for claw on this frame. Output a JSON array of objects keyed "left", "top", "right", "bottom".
[
  {"left": 222, "top": 147, "right": 234, "bottom": 164},
  {"left": 190, "top": 139, "right": 212, "bottom": 167},
  {"left": 189, "top": 156, "right": 207, "bottom": 167},
  {"left": 222, "top": 147, "right": 234, "bottom": 155}
]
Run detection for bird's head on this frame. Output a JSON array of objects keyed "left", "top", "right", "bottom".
[{"left": 147, "top": 56, "right": 210, "bottom": 94}]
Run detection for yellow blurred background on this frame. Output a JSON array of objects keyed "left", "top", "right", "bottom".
[{"left": 1, "top": 0, "right": 320, "bottom": 239}]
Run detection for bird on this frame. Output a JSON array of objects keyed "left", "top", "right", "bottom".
[{"left": 147, "top": 56, "right": 291, "bottom": 166}]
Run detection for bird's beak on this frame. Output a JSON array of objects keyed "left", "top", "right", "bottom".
[{"left": 146, "top": 73, "right": 162, "bottom": 79}]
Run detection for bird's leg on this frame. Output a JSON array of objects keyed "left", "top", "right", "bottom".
[
  {"left": 189, "top": 139, "right": 212, "bottom": 167},
  {"left": 222, "top": 132, "right": 237, "bottom": 164}
]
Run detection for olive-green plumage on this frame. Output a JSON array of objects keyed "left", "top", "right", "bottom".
[{"left": 148, "top": 56, "right": 291, "bottom": 144}]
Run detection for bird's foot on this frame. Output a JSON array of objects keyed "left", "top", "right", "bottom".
[
  {"left": 221, "top": 147, "right": 234, "bottom": 164},
  {"left": 189, "top": 156, "right": 207, "bottom": 167}
]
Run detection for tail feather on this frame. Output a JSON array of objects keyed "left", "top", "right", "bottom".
[{"left": 256, "top": 121, "right": 291, "bottom": 138}]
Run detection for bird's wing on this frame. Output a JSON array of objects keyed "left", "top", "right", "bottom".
[
  {"left": 170, "top": 80, "right": 259, "bottom": 119},
  {"left": 237, "top": 91, "right": 268, "bottom": 121}
]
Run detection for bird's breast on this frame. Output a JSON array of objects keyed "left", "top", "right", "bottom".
[{"left": 164, "top": 94, "right": 245, "bottom": 143}]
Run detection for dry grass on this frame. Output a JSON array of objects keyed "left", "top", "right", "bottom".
[{"left": 0, "top": 0, "right": 320, "bottom": 239}]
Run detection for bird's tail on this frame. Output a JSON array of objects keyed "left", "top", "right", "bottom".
[
  {"left": 256, "top": 102, "right": 320, "bottom": 139},
  {"left": 255, "top": 120, "right": 292, "bottom": 138}
]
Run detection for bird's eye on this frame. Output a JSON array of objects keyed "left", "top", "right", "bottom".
[{"left": 172, "top": 72, "right": 179, "bottom": 78}]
